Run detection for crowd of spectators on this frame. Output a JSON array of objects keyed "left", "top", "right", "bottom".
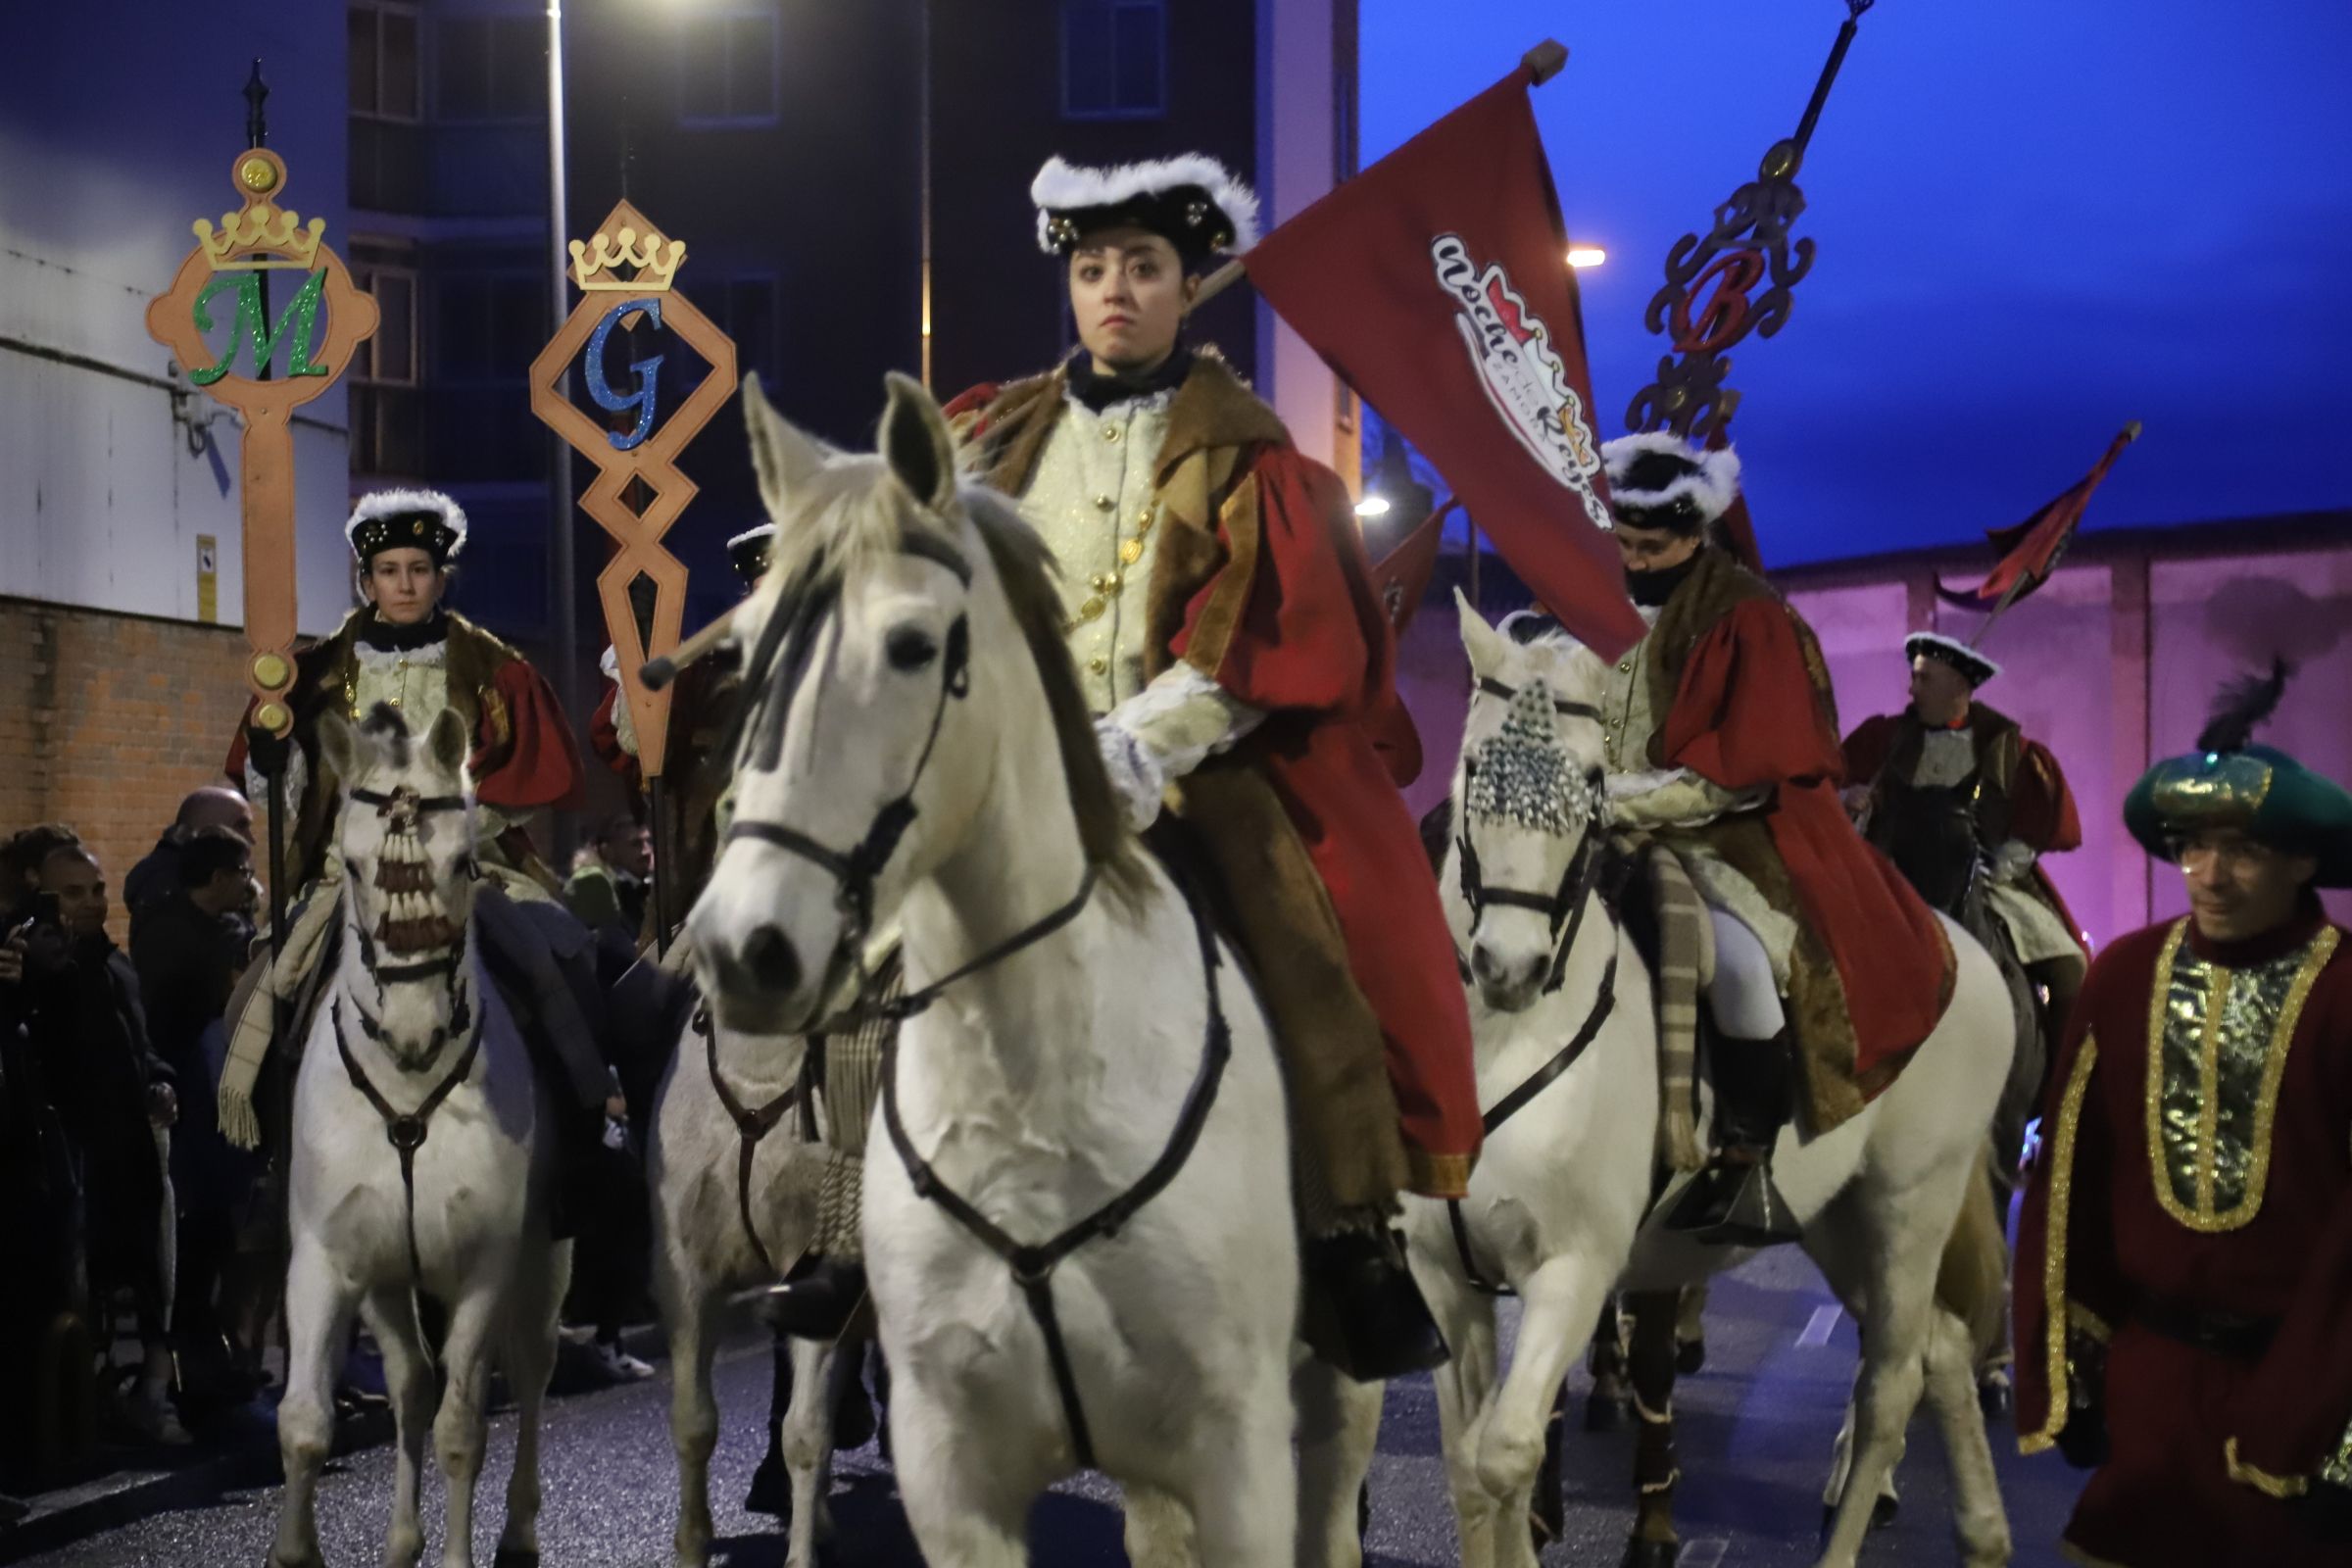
[{"left": 1, "top": 792, "right": 263, "bottom": 1488}]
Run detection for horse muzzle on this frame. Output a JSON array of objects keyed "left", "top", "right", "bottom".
[{"left": 1472, "top": 939, "right": 1546, "bottom": 1014}]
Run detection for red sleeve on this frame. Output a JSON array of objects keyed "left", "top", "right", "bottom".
[
  {"left": 587, "top": 679, "right": 643, "bottom": 792},
  {"left": 942, "top": 382, "right": 1003, "bottom": 424},
  {"left": 2227, "top": 958, "right": 2352, "bottom": 1484},
  {"left": 475, "top": 660, "right": 586, "bottom": 812},
  {"left": 1841, "top": 713, "right": 1898, "bottom": 788},
  {"left": 2011, "top": 739, "right": 2083, "bottom": 855},
  {"left": 1172, "top": 449, "right": 1396, "bottom": 722},
  {"left": 1660, "top": 598, "right": 1845, "bottom": 792}
]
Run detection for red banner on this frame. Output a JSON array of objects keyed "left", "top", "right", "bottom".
[
  {"left": 1938, "top": 422, "right": 2140, "bottom": 612},
  {"left": 1370, "top": 499, "right": 1456, "bottom": 639},
  {"left": 1245, "top": 68, "right": 1643, "bottom": 659}
]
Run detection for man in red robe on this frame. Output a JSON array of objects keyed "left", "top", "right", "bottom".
[
  {"left": 1595, "top": 433, "right": 1956, "bottom": 1245},
  {"left": 898, "top": 152, "right": 1475, "bottom": 1378},
  {"left": 2015, "top": 668, "right": 2352, "bottom": 1566}
]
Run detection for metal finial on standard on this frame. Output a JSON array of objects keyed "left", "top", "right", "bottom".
[{"left": 243, "top": 59, "right": 270, "bottom": 148}]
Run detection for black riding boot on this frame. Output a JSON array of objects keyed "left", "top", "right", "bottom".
[
  {"left": 1301, "top": 1229, "right": 1449, "bottom": 1382},
  {"left": 762, "top": 1251, "right": 867, "bottom": 1343},
  {"left": 1665, "top": 1032, "right": 1803, "bottom": 1247}
]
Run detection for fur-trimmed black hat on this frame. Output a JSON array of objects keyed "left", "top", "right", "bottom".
[
  {"left": 726, "top": 522, "right": 776, "bottom": 591},
  {"left": 1906, "top": 631, "right": 2001, "bottom": 689},
  {"left": 1599, "top": 432, "right": 1741, "bottom": 536},
  {"left": 347, "top": 488, "right": 466, "bottom": 566},
  {"left": 1032, "top": 154, "right": 1260, "bottom": 267}
]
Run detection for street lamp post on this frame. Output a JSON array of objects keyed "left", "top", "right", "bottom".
[{"left": 545, "top": 0, "right": 578, "bottom": 859}]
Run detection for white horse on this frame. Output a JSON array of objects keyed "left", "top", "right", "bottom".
[
  {"left": 1380, "top": 602, "right": 2014, "bottom": 1568},
  {"left": 270, "top": 707, "right": 567, "bottom": 1568},
  {"left": 690, "top": 371, "right": 1369, "bottom": 1567},
  {"left": 646, "top": 1001, "right": 848, "bottom": 1568}
]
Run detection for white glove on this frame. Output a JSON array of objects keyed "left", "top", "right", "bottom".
[
  {"left": 1988, "top": 840, "right": 2036, "bottom": 884},
  {"left": 1095, "top": 718, "right": 1166, "bottom": 833}
]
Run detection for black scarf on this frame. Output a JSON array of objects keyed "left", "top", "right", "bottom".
[
  {"left": 357, "top": 610, "right": 451, "bottom": 653},
  {"left": 1065, "top": 347, "right": 1195, "bottom": 414},
  {"left": 1625, "top": 548, "right": 1705, "bottom": 609}
]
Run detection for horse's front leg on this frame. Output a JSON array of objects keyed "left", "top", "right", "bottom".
[
  {"left": 494, "top": 1239, "right": 569, "bottom": 1566},
  {"left": 887, "top": 1369, "right": 1034, "bottom": 1568},
  {"left": 432, "top": 1280, "right": 508, "bottom": 1568},
  {"left": 656, "top": 1250, "right": 720, "bottom": 1568},
  {"left": 1422, "top": 1264, "right": 1501, "bottom": 1568},
  {"left": 1473, "top": 1254, "right": 1615, "bottom": 1568},
  {"left": 1294, "top": 1357, "right": 1383, "bottom": 1568},
  {"left": 270, "top": 1240, "right": 360, "bottom": 1568},
  {"left": 361, "top": 1286, "right": 438, "bottom": 1568},
  {"left": 781, "top": 1335, "right": 839, "bottom": 1568},
  {"left": 1172, "top": 1372, "right": 1298, "bottom": 1568}
]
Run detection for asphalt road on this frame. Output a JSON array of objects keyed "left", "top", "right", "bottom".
[{"left": 25, "top": 1250, "right": 2087, "bottom": 1566}]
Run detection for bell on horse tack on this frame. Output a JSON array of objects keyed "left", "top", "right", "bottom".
[{"left": 1661, "top": 1030, "right": 1804, "bottom": 1248}]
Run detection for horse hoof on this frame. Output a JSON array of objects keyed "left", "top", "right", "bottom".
[
  {"left": 491, "top": 1550, "right": 540, "bottom": 1568},
  {"left": 1620, "top": 1539, "right": 1679, "bottom": 1568},
  {"left": 1584, "top": 1392, "right": 1633, "bottom": 1433},
  {"left": 1873, "top": 1494, "right": 1900, "bottom": 1530},
  {"left": 1676, "top": 1337, "right": 1706, "bottom": 1376}
]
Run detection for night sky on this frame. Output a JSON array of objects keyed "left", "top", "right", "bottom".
[{"left": 1359, "top": 0, "right": 2352, "bottom": 566}]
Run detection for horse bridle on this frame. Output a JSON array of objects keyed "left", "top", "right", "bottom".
[{"left": 1454, "top": 755, "right": 1609, "bottom": 997}]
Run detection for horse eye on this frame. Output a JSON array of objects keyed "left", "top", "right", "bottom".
[{"left": 885, "top": 625, "right": 940, "bottom": 672}]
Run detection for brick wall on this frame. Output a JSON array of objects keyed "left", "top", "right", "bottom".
[{"left": 0, "top": 597, "right": 259, "bottom": 937}]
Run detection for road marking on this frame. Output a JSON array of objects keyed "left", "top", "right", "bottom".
[
  {"left": 1797, "top": 1304, "right": 1843, "bottom": 1348},
  {"left": 1679, "top": 1539, "right": 1730, "bottom": 1566}
]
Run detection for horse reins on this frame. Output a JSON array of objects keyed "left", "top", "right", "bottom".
[
  {"left": 695, "top": 1005, "right": 800, "bottom": 1277},
  {"left": 879, "top": 866, "right": 1232, "bottom": 1472}
]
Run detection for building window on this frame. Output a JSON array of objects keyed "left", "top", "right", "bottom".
[
  {"left": 1062, "top": 0, "right": 1165, "bottom": 121},
  {"left": 436, "top": 13, "right": 549, "bottom": 122},
  {"left": 352, "top": 263, "right": 419, "bottom": 386},
  {"left": 350, "top": 3, "right": 424, "bottom": 212},
  {"left": 677, "top": 4, "right": 781, "bottom": 129},
  {"left": 712, "top": 274, "right": 779, "bottom": 384},
  {"left": 430, "top": 271, "right": 549, "bottom": 483}
]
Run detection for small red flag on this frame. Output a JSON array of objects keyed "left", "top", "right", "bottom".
[
  {"left": 1244, "top": 65, "right": 1643, "bottom": 659},
  {"left": 1938, "top": 423, "right": 2140, "bottom": 612},
  {"left": 1369, "top": 499, "right": 1456, "bottom": 639}
]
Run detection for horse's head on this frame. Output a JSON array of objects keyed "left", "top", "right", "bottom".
[
  {"left": 1451, "top": 592, "right": 1610, "bottom": 1013},
  {"left": 691, "top": 371, "right": 1134, "bottom": 1034},
  {"left": 319, "top": 703, "right": 479, "bottom": 1069}
]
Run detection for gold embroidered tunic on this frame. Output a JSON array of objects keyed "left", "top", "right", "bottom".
[{"left": 2015, "top": 898, "right": 2352, "bottom": 1565}]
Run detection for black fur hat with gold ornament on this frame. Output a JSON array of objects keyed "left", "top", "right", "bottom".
[{"left": 346, "top": 488, "right": 467, "bottom": 566}]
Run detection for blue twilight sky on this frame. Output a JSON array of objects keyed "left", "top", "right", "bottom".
[{"left": 1358, "top": 0, "right": 2352, "bottom": 567}]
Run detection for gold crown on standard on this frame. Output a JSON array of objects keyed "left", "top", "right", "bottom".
[
  {"left": 193, "top": 151, "right": 327, "bottom": 272},
  {"left": 568, "top": 223, "right": 688, "bottom": 292}
]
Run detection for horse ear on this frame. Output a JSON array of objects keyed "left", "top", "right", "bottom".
[
  {"left": 425, "top": 707, "right": 469, "bottom": 782},
  {"left": 742, "top": 370, "right": 828, "bottom": 524},
  {"left": 880, "top": 370, "right": 958, "bottom": 514},
  {"left": 1456, "top": 587, "right": 1509, "bottom": 680},
  {"left": 317, "top": 710, "right": 357, "bottom": 783}
]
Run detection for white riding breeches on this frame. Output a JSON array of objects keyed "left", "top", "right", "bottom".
[{"left": 1706, "top": 906, "right": 1786, "bottom": 1040}]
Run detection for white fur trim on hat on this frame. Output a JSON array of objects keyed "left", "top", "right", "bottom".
[
  {"left": 1599, "top": 431, "right": 1742, "bottom": 527},
  {"left": 1031, "top": 154, "right": 1261, "bottom": 255},
  {"left": 726, "top": 522, "right": 777, "bottom": 551},
  {"left": 1906, "top": 631, "right": 2002, "bottom": 686},
  {"left": 345, "top": 487, "right": 468, "bottom": 560}
]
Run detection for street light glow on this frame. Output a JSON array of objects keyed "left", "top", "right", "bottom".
[
  {"left": 1355, "top": 495, "right": 1393, "bottom": 518},
  {"left": 1566, "top": 246, "right": 1607, "bottom": 270}
]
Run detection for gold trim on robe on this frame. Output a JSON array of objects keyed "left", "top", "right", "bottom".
[
  {"left": 2143, "top": 922, "right": 2340, "bottom": 1233},
  {"left": 2024, "top": 1035, "right": 2104, "bottom": 1456}
]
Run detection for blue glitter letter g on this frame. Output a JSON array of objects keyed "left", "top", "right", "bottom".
[{"left": 586, "top": 297, "right": 665, "bottom": 450}]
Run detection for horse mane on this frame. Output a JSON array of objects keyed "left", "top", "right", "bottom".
[{"left": 747, "top": 456, "right": 1146, "bottom": 902}]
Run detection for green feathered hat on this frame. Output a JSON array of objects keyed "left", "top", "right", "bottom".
[{"left": 2125, "top": 661, "right": 2352, "bottom": 887}]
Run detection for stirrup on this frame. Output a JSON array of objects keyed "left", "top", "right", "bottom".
[{"left": 1663, "top": 1158, "right": 1802, "bottom": 1248}]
